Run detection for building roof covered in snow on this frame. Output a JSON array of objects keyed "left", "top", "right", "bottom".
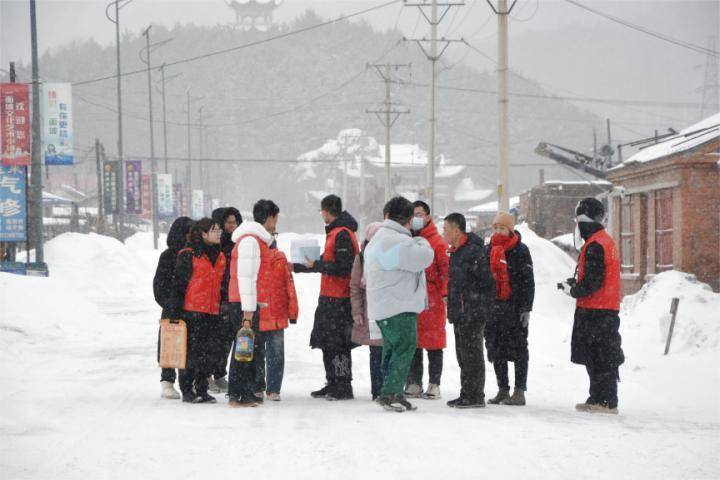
[
  {"left": 612, "top": 112, "right": 720, "bottom": 169},
  {"left": 468, "top": 196, "right": 520, "bottom": 214}
]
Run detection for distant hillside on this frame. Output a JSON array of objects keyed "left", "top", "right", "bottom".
[{"left": 12, "top": 9, "right": 605, "bottom": 229}]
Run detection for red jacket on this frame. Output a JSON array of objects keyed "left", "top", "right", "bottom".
[
  {"left": 417, "top": 221, "right": 449, "bottom": 350},
  {"left": 181, "top": 248, "right": 226, "bottom": 315},
  {"left": 577, "top": 229, "right": 621, "bottom": 311},
  {"left": 319, "top": 226, "right": 359, "bottom": 298},
  {"left": 259, "top": 249, "right": 299, "bottom": 332}
]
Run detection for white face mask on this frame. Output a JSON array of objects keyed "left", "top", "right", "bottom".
[
  {"left": 411, "top": 217, "right": 425, "bottom": 232},
  {"left": 573, "top": 223, "right": 585, "bottom": 252}
]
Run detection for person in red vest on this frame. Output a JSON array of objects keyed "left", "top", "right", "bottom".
[
  {"left": 559, "top": 198, "right": 624, "bottom": 414},
  {"left": 168, "top": 218, "right": 225, "bottom": 404},
  {"left": 226, "top": 199, "right": 280, "bottom": 408},
  {"left": 404, "top": 200, "right": 449, "bottom": 400},
  {"left": 293, "top": 194, "right": 359, "bottom": 401}
]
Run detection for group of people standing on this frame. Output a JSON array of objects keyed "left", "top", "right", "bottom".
[{"left": 153, "top": 192, "right": 624, "bottom": 414}]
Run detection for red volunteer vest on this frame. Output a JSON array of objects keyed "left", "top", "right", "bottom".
[
  {"left": 229, "top": 234, "right": 273, "bottom": 321},
  {"left": 577, "top": 229, "right": 621, "bottom": 311},
  {"left": 181, "top": 248, "right": 226, "bottom": 315},
  {"left": 319, "top": 226, "right": 359, "bottom": 298}
]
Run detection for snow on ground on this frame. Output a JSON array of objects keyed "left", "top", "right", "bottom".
[{"left": 1, "top": 229, "right": 719, "bottom": 479}]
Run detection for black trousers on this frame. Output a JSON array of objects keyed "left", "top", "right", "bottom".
[
  {"left": 211, "top": 302, "right": 236, "bottom": 379},
  {"left": 493, "top": 356, "right": 528, "bottom": 391},
  {"left": 369, "top": 345, "right": 384, "bottom": 398},
  {"left": 407, "top": 348, "right": 444, "bottom": 386},
  {"left": 226, "top": 305, "right": 258, "bottom": 398},
  {"left": 453, "top": 321, "right": 486, "bottom": 402},
  {"left": 322, "top": 347, "right": 352, "bottom": 384},
  {"left": 178, "top": 314, "right": 218, "bottom": 396},
  {"left": 587, "top": 366, "right": 619, "bottom": 409}
]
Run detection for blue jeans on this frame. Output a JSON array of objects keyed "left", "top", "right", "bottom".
[{"left": 254, "top": 329, "right": 285, "bottom": 394}]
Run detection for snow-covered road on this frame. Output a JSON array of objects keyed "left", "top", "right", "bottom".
[{"left": 1, "top": 229, "right": 718, "bottom": 479}]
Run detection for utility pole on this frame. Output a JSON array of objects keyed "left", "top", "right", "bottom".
[
  {"left": 485, "top": 0, "right": 517, "bottom": 213},
  {"left": 105, "top": 0, "right": 127, "bottom": 239},
  {"left": 160, "top": 64, "right": 168, "bottom": 173},
  {"left": 141, "top": 26, "right": 159, "bottom": 250},
  {"left": 366, "top": 63, "right": 410, "bottom": 202},
  {"left": 186, "top": 89, "right": 192, "bottom": 216},
  {"left": 29, "top": 0, "right": 44, "bottom": 263},
  {"left": 197, "top": 105, "right": 204, "bottom": 193},
  {"left": 404, "top": 0, "right": 464, "bottom": 213},
  {"left": 95, "top": 139, "right": 105, "bottom": 234}
]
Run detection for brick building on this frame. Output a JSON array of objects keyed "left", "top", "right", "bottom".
[
  {"left": 606, "top": 113, "right": 720, "bottom": 294},
  {"left": 519, "top": 180, "right": 613, "bottom": 239}
]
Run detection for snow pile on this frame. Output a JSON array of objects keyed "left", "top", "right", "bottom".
[{"left": 621, "top": 270, "right": 720, "bottom": 354}]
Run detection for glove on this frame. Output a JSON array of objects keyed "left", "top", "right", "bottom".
[
  {"left": 520, "top": 311, "right": 530, "bottom": 328},
  {"left": 289, "top": 319, "right": 297, "bottom": 325},
  {"left": 558, "top": 281, "right": 574, "bottom": 297}
]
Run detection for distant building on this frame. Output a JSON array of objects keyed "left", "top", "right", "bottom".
[
  {"left": 296, "top": 129, "right": 486, "bottom": 222},
  {"left": 226, "top": 0, "right": 282, "bottom": 32},
  {"left": 606, "top": 113, "right": 720, "bottom": 293},
  {"left": 518, "top": 180, "right": 613, "bottom": 239}
]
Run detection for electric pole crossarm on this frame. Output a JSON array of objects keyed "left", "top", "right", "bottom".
[{"left": 484, "top": 0, "right": 517, "bottom": 15}]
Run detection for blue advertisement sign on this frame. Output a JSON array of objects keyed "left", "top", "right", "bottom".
[
  {"left": 42, "top": 83, "right": 74, "bottom": 166},
  {"left": 0, "top": 165, "right": 27, "bottom": 242}
]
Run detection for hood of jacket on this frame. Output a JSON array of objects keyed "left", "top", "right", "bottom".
[
  {"left": 231, "top": 220, "right": 274, "bottom": 246},
  {"left": 166, "top": 216, "right": 194, "bottom": 251},
  {"left": 326, "top": 210, "right": 358, "bottom": 234}
]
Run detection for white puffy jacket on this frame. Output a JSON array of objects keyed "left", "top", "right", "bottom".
[{"left": 231, "top": 221, "right": 274, "bottom": 312}]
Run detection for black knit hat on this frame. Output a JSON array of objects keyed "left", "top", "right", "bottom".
[{"left": 575, "top": 197, "right": 605, "bottom": 223}]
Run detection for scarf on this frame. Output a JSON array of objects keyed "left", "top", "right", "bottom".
[
  {"left": 490, "top": 232, "right": 519, "bottom": 301},
  {"left": 447, "top": 233, "right": 468, "bottom": 254}
]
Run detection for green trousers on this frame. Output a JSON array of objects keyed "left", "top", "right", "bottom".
[{"left": 377, "top": 313, "right": 418, "bottom": 397}]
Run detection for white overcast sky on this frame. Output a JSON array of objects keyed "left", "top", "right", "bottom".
[{"left": 1, "top": 0, "right": 718, "bottom": 136}]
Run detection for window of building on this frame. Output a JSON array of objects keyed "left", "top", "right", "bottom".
[
  {"left": 655, "top": 188, "right": 674, "bottom": 272},
  {"left": 620, "top": 195, "right": 634, "bottom": 273}
]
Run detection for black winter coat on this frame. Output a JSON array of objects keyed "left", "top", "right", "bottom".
[
  {"left": 570, "top": 222, "right": 624, "bottom": 372},
  {"left": 294, "top": 211, "right": 358, "bottom": 350},
  {"left": 153, "top": 216, "right": 193, "bottom": 319},
  {"left": 211, "top": 207, "right": 242, "bottom": 303},
  {"left": 447, "top": 232, "right": 495, "bottom": 324},
  {"left": 484, "top": 231, "right": 535, "bottom": 363}
]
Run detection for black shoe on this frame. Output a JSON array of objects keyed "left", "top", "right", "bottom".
[
  {"left": 326, "top": 383, "right": 354, "bottom": 401},
  {"left": 249, "top": 393, "right": 264, "bottom": 404},
  {"left": 455, "top": 397, "right": 486, "bottom": 409},
  {"left": 182, "top": 392, "right": 198, "bottom": 403},
  {"left": 311, "top": 384, "right": 330, "bottom": 398},
  {"left": 397, "top": 397, "right": 417, "bottom": 411},
  {"left": 192, "top": 392, "right": 217, "bottom": 404},
  {"left": 446, "top": 396, "right": 463, "bottom": 408},
  {"left": 229, "top": 395, "right": 258, "bottom": 408}
]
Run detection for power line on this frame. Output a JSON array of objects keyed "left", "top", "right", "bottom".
[
  {"left": 72, "top": 0, "right": 403, "bottom": 87},
  {"left": 563, "top": 0, "right": 719, "bottom": 57},
  {"left": 394, "top": 79, "right": 704, "bottom": 108}
]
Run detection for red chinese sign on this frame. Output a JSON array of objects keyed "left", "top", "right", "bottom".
[{"left": 0, "top": 84, "right": 31, "bottom": 166}]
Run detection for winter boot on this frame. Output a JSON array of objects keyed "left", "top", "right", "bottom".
[
  {"left": 575, "top": 397, "right": 598, "bottom": 412},
  {"left": 398, "top": 397, "right": 418, "bottom": 411},
  {"left": 422, "top": 383, "right": 441, "bottom": 400},
  {"left": 161, "top": 381, "right": 181, "bottom": 399},
  {"left": 209, "top": 376, "right": 228, "bottom": 393},
  {"left": 181, "top": 392, "right": 198, "bottom": 403},
  {"left": 311, "top": 383, "right": 331, "bottom": 398},
  {"left": 250, "top": 392, "right": 264, "bottom": 404},
  {"left": 501, "top": 389, "right": 526, "bottom": 406},
  {"left": 229, "top": 395, "right": 258, "bottom": 408},
  {"left": 378, "top": 395, "right": 409, "bottom": 412},
  {"left": 326, "top": 382, "right": 354, "bottom": 401},
  {"left": 404, "top": 383, "right": 423, "bottom": 398},
  {"left": 254, "top": 391, "right": 265, "bottom": 400},
  {"left": 192, "top": 392, "right": 217, "bottom": 404},
  {"left": 586, "top": 404, "right": 619, "bottom": 415},
  {"left": 446, "top": 396, "right": 463, "bottom": 408},
  {"left": 487, "top": 388, "right": 511, "bottom": 405},
  {"left": 455, "top": 397, "right": 486, "bottom": 409},
  {"left": 266, "top": 392, "right": 281, "bottom": 402}
]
